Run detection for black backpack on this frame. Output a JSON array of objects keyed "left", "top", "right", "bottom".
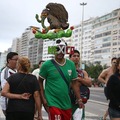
[{"left": 69, "top": 85, "right": 90, "bottom": 104}]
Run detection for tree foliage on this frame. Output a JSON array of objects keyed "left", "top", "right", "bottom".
[{"left": 85, "top": 62, "right": 107, "bottom": 84}]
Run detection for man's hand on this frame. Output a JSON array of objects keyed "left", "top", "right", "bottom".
[
  {"left": 21, "top": 93, "right": 31, "bottom": 100},
  {"left": 42, "top": 98, "right": 49, "bottom": 113},
  {"left": 77, "top": 77, "right": 83, "bottom": 82},
  {"left": 77, "top": 99, "right": 85, "bottom": 108},
  {"left": 78, "top": 101, "right": 84, "bottom": 108}
]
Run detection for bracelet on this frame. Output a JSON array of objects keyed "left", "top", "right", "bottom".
[{"left": 77, "top": 98, "right": 82, "bottom": 102}]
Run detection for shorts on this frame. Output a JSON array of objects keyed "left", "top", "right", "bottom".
[
  {"left": 48, "top": 106, "right": 72, "bottom": 120},
  {"left": 108, "top": 107, "right": 120, "bottom": 118}
]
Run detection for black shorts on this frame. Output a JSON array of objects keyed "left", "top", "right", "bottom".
[{"left": 108, "top": 107, "right": 120, "bottom": 118}]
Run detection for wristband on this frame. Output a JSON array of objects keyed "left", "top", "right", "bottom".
[{"left": 77, "top": 98, "right": 82, "bottom": 102}]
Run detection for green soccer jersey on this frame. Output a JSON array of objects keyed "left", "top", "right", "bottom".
[{"left": 39, "top": 59, "right": 77, "bottom": 110}]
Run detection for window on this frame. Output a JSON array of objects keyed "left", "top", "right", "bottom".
[
  {"left": 113, "top": 42, "right": 117, "bottom": 46},
  {"left": 102, "top": 43, "right": 111, "bottom": 47},
  {"left": 103, "top": 37, "right": 111, "bottom": 42},
  {"left": 113, "top": 24, "right": 117, "bottom": 29},
  {"left": 103, "top": 31, "right": 111, "bottom": 36},
  {"left": 95, "top": 34, "right": 102, "bottom": 38},
  {"left": 75, "top": 29, "right": 78, "bottom": 33},
  {"left": 75, "top": 35, "right": 78, "bottom": 37},
  {"left": 113, "top": 30, "right": 118, "bottom": 34},
  {"left": 102, "top": 48, "right": 110, "bottom": 53},
  {"left": 94, "top": 50, "right": 101, "bottom": 54},
  {"left": 113, "top": 12, "right": 118, "bottom": 17},
  {"left": 113, "top": 36, "right": 117, "bottom": 40}
]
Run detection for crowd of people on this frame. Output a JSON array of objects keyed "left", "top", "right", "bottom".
[{"left": 0, "top": 39, "right": 120, "bottom": 120}]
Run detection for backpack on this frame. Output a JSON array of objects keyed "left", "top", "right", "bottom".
[{"left": 69, "top": 69, "right": 90, "bottom": 104}]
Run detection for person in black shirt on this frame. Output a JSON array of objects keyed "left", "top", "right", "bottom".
[
  {"left": 107, "top": 57, "right": 120, "bottom": 119},
  {"left": 1, "top": 56, "right": 42, "bottom": 120}
]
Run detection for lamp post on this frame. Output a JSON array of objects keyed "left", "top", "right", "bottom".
[{"left": 80, "top": 2, "right": 87, "bottom": 68}]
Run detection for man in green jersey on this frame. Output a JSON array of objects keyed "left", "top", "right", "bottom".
[{"left": 39, "top": 39, "right": 84, "bottom": 120}]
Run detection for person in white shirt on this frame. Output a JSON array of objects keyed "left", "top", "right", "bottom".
[
  {"left": 0, "top": 52, "right": 18, "bottom": 116},
  {"left": 32, "top": 60, "right": 45, "bottom": 80}
]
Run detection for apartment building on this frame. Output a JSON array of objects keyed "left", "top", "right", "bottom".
[
  {"left": 12, "top": 38, "right": 21, "bottom": 55},
  {"left": 11, "top": 26, "right": 44, "bottom": 66},
  {"left": 0, "top": 52, "right": 7, "bottom": 69},
  {"left": 19, "top": 27, "right": 33, "bottom": 56},
  {"left": 72, "top": 18, "right": 94, "bottom": 64},
  {"left": 93, "top": 8, "right": 120, "bottom": 66},
  {"left": 28, "top": 37, "right": 43, "bottom": 65}
]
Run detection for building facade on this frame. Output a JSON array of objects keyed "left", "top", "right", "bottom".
[{"left": 93, "top": 8, "right": 120, "bottom": 66}]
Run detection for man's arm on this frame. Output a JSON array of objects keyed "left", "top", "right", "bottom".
[
  {"left": 1, "top": 82, "right": 31, "bottom": 99},
  {"left": 78, "top": 70, "right": 92, "bottom": 87},
  {"left": 38, "top": 76, "right": 48, "bottom": 112},
  {"left": 98, "top": 70, "right": 107, "bottom": 84},
  {"left": 71, "top": 79, "right": 84, "bottom": 108},
  {"left": 34, "top": 91, "right": 43, "bottom": 120}
]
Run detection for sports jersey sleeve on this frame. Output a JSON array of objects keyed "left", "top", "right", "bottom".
[
  {"left": 71, "top": 61, "right": 77, "bottom": 81},
  {"left": 39, "top": 61, "right": 48, "bottom": 79}
]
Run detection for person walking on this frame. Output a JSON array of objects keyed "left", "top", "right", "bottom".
[
  {"left": 107, "top": 57, "right": 120, "bottom": 120},
  {"left": 39, "top": 39, "right": 84, "bottom": 120},
  {"left": 0, "top": 52, "right": 18, "bottom": 116},
  {"left": 98, "top": 57, "right": 117, "bottom": 120},
  {"left": 69, "top": 50, "right": 92, "bottom": 120},
  {"left": 1, "top": 56, "right": 42, "bottom": 120}
]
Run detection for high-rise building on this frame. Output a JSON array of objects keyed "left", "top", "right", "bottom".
[
  {"left": 12, "top": 38, "right": 21, "bottom": 55},
  {"left": 72, "top": 17, "right": 95, "bottom": 64},
  {"left": 11, "top": 26, "right": 44, "bottom": 66},
  {"left": 0, "top": 52, "right": 7, "bottom": 69},
  {"left": 93, "top": 8, "right": 120, "bottom": 66}
]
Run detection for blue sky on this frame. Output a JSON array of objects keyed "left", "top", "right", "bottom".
[{"left": 0, "top": 0, "right": 120, "bottom": 52}]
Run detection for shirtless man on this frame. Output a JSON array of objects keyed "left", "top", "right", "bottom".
[{"left": 98, "top": 57, "right": 117, "bottom": 120}]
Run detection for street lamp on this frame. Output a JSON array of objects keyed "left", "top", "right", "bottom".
[{"left": 80, "top": 2, "right": 87, "bottom": 68}]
